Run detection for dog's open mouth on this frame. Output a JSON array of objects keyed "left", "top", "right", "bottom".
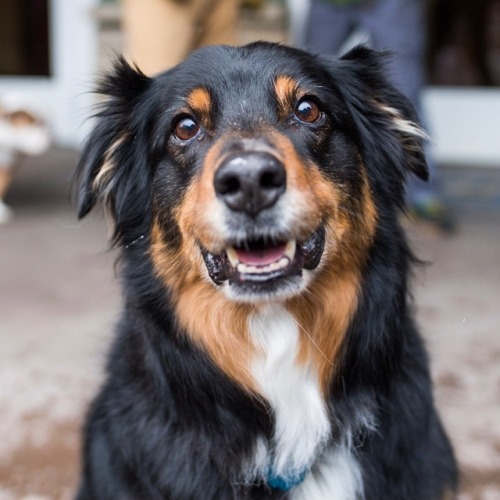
[{"left": 201, "top": 226, "right": 325, "bottom": 288}]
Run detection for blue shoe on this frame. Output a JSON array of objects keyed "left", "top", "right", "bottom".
[{"left": 408, "top": 196, "right": 456, "bottom": 235}]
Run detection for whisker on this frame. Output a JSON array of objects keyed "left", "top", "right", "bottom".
[{"left": 283, "top": 309, "right": 335, "bottom": 368}]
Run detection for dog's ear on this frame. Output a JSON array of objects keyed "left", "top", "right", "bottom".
[
  {"left": 321, "top": 46, "right": 429, "bottom": 184},
  {"left": 74, "top": 57, "right": 153, "bottom": 241}
]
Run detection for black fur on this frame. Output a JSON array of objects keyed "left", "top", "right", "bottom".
[{"left": 75, "top": 43, "right": 457, "bottom": 499}]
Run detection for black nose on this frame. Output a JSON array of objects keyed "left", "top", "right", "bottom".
[{"left": 214, "top": 152, "right": 286, "bottom": 216}]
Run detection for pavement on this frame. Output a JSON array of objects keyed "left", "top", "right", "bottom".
[{"left": 0, "top": 148, "right": 499, "bottom": 499}]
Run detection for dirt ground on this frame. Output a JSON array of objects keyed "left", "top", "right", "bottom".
[{"left": 0, "top": 148, "right": 499, "bottom": 499}]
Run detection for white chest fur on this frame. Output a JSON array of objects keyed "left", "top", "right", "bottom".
[
  {"left": 291, "top": 445, "right": 364, "bottom": 500},
  {"left": 248, "top": 305, "right": 364, "bottom": 499},
  {"left": 248, "top": 305, "right": 331, "bottom": 478}
]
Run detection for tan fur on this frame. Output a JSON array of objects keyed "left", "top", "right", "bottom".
[
  {"left": 186, "top": 87, "right": 212, "bottom": 128},
  {"left": 275, "top": 75, "right": 300, "bottom": 119},
  {"left": 150, "top": 222, "right": 257, "bottom": 393},
  {"left": 288, "top": 170, "right": 377, "bottom": 392},
  {"left": 377, "top": 103, "right": 428, "bottom": 141},
  {"left": 269, "top": 130, "right": 336, "bottom": 218},
  {"left": 287, "top": 265, "right": 360, "bottom": 394},
  {"left": 176, "top": 137, "right": 228, "bottom": 253},
  {"left": 92, "top": 136, "right": 127, "bottom": 195}
]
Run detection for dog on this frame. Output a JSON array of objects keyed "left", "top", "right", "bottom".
[{"left": 74, "top": 42, "right": 457, "bottom": 499}]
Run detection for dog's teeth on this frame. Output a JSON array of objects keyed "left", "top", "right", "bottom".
[
  {"left": 269, "top": 259, "right": 287, "bottom": 271},
  {"left": 235, "top": 257, "right": 291, "bottom": 275},
  {"left": 285, "top": 240, "right": 296, "bottom": 260},
  {"left": 278, "top": 257, "right": 289, "bottom": 268},
  {"left": 228, "top": 241, "right": 295, "bottom": 274},
  {"left": 226, "top": 247, "right": 239, "bottom": 267}
]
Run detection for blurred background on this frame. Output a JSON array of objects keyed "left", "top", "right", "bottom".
[{"left": 0, "top": 0, "right": 499, "bottom": 498}]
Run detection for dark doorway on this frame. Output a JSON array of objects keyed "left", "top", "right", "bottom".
[
  {"left": 427, "top": 0, "right": 500, "bottom": 86},
  {"left": 0, "top": 0, "right": 51, "bottom": 77}
]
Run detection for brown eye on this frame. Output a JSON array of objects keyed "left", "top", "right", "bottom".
[
  {"left": 174, "top": 116, "right": 200, "bottom": 141},
  {"left": 295, "top": 99, "right": 321, "bottom": 123}
]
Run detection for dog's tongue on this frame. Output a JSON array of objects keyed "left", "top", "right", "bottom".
[{"left": 235, "top": 243, "right": 287, "bottom": 266}]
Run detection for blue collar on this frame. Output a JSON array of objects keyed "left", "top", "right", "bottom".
[{"left": 266, "top": 469, "right": 308, "bottom": 491}]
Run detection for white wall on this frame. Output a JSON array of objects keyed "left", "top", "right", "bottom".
[
  {"left": 424, "top": 88, "right": 500, "bottom": 168},
  {"left": 0, "top": 0, "right": 99, "bottom": 147}
]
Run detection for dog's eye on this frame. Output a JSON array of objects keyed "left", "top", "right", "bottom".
[
  {"left": 294, "top": 99, "right": 321, "bottom": 124},
  {"left": 174, "top": 116, "right": 200, "bottom": 141}
]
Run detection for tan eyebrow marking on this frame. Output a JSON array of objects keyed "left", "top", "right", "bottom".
[
  {"left": 274, "top": 75, "right": 301, "bottom": 119},
  {"left": 186, "top": 87, "right": 212, "bottom": 117}
]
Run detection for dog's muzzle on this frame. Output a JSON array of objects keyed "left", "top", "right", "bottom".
[{"left": 199, "top": 150, "right": 326, "bottom": 300}]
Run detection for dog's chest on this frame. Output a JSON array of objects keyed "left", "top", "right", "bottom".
[
  {"left": 247, "top": 306, "right": 363, "bottom": 499},
  {"left": 248, "top": 306, "right": 330, "bottom": 479}
]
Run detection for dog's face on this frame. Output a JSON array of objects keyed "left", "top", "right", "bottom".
[
  {"left": 76, "top": 43, "right": 427, "bottom": 305},
  {"left": 152, "top": 45, "right": 370, "bottom": 303}
]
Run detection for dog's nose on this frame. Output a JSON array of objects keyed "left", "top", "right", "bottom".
[{"left": 214, "top": 152, "right": 286, "bottom": 216}]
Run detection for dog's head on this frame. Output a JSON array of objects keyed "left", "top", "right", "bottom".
[{"left": 76, "top": 42, "right": 427, "bottom": 305}]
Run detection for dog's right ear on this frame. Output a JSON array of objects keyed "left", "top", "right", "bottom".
[{"left": 74, "top": 57, "right": 152, "bottom": 220}]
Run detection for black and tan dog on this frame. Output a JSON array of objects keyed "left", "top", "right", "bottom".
[{"left": 74, "top": 42, "right": 457, "bottom": 499}]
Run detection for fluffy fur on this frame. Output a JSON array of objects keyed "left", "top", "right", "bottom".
[{"left": 74, "top": 42, "right": 457, "bottom": 499}]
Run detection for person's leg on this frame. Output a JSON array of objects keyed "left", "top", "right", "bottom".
[
  {"left": 361, "top": 0, "right": 425, "bottom": 107},
  {"left": 122, "top": 0, "right": 238, "bottom": 75},
  {"left": 121, "top": 0, "right": 197, "bottom": 75},
  {"left": 305, "top": 1, "right": 355, "bottom": 55},
  {"left": 195, "top": 0, "right": 238, "bottom": 49},
  {"left": 361, "top": 0, "right": 453, "bottom": 230}
]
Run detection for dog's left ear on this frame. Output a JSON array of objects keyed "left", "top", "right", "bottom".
[
  {"left": 74, "top": 57, "right": 154, "bottom": 243},
  {"left": 321, "top": 45, "right": 429, "bottom": 183}
]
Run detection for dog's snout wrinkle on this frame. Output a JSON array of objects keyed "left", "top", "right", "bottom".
[{"left": 214, "top": 152, "right": 286, "bottom": 217}]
